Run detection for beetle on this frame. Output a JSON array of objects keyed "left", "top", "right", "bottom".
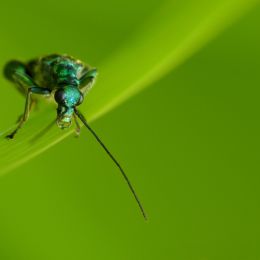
[{"left": 4, "top": 54, "right": 146, "bottom": 219}]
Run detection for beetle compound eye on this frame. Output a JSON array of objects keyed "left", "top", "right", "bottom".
[{"left": 54, "top": 89, "right": 66, "bottom": 105}]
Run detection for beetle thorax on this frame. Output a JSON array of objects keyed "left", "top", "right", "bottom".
[{"left": 54, "top": 62, "right": 80, "bottom": 86}]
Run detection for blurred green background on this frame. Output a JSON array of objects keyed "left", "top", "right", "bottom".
[{"left": 0, "top": 0, "right": 259, "bottom": 259}]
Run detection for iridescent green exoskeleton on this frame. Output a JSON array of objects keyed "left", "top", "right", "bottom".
[{"left": 4, "top": 54, "right": 146, "bottom": 219}]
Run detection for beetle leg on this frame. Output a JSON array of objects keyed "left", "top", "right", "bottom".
[
  {"left": 79, "top": 68, "right": 97, "bottom": 95},
  {"left": 73, "top": 113, "right": 81, "bottom": 137},
  {"left": 5, "top": 61, "right": 39, "bottom": 122},
  {"left": 6, "top": 86, "right": 51, "bottom": 139},
  {"left": 16, "top": 99, "right": 37, "bottom": 123},
  {"left": 4, "top": 61, "right": 52, "bottom": 139}
]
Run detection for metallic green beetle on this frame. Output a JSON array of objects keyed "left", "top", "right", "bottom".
[
  {"left": 4, "top": 54, "right": 97, "bottom": 135},
  {"left": 4, "top": 54, "right": 146, "bottom": 219}
]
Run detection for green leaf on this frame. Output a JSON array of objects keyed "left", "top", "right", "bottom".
[{"left": 0, "top": 0, "right": 257, "bottom": 175}]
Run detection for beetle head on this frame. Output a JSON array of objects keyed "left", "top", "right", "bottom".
[{"left": 54, "top": 86, "right": 83, "bottom": 129}]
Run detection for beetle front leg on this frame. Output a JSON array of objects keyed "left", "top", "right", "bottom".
[
  {"left": 73, "top": 113, "right": 81, "bottom": 137},
  {"left": 4, "top": 63, "right": 51, "bottom": 139},
  {"left": 79, "top": 68, "right": 97, "bottom": 95},
  {"left": 6, "top": 87, "right": 51, "bottom": 139},
  {"left": 15, "top": 99, "right": 37, "bottom": 123}
]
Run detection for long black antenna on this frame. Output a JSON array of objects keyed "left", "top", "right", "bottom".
[{"left": 74, "top": 108, "right": 147, "bottom": 220}]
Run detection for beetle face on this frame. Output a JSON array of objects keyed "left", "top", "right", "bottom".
[
  {"left": 56, "top": 105, "right": 73, "bottom": 129},
  {"left": 54, "top": 86, "right": 84, "bottom": 129}
]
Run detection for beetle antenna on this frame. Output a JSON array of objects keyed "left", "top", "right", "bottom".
[{"left": 74, "top": 108, "right": 147, "bottom": 220}]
